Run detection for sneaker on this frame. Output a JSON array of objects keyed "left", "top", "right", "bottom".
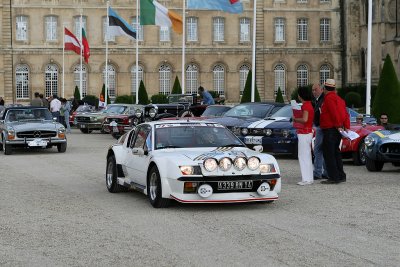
[{"left": 297, "top": 181, "right": 313, "bottom": 186}]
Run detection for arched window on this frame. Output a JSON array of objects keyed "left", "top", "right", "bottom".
[
  {"left": 45, "top": 64, "right": 58, "bottom": 97},
  {"left": 319, "top": 64, "right": 331, "bottom": 86},
  {"left": 159, "top": 64, "right": 171, "bottom": 95},
  {"left": 15, "top": 64, "right": 29, "bottom": 100},
  {"left": 102, "top": 65, "right": 116, "bottom": 97},
  {"left": 274, "top": 64, "right": 286, "bottom": 95},
  {"left": 131, "top": 65, "right": 144, "bottom": 95},
  {"left": 297, "top": 64, "right": 309, "bottom": 87},
  {"left": 213, "top": 64, "right": 225, "bottom": 95},
  {"left": 74, "top": 65, "right": 88, "bottom": 97},
  {"left": 239, "top": 65, "right": 250, "bottom": 94},
  {"left": 186, "top": 64, "right": 198, "bottom": 94}
]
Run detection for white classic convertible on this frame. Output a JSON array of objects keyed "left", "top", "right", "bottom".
[{"left": 106, "top": 120, "right": 281, "bottom": 208}]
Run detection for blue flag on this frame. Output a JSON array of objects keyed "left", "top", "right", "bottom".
[
  {"left": 187, "top": 0, "right": 243, "bottom": 14},
  {"left": 107, "top": 7, "right": 136, "bottom": 40}
]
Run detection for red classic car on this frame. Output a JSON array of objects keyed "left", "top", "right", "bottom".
[
  {"left": 103, "top": 105, "right": 143, "bottom": 139},
  {"left": 340, "top": 123, "right": 384, "bottom": 165}
]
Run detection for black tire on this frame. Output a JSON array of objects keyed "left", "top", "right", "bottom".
[
  {"left": 178, "top": 110, "right": 194, "bottom": 118},
  {"left": 106, "top": 155, "right": 125, "bottom": 193},
  {"left": 4, "top": 142, "right": 12, "bottom": 155},
  {"left": 80, "top": 128, "right": 92, "bottom": 134},
  {"left": 352, "top": 139, "right": 366, "bottom": 166},
  {"left": 57, "top": 142, "right": 67, "bottom": 153},
  {"left": 147, "top": 165, "right": 170, "bottom": 208},
  {"left": 365, "top": 157, "right": 384, "bottom": 172}
]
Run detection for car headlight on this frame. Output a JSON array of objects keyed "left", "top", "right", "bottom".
[
  {"left": 219, "top": 157, "right": 232, "bottom": 171},
  {"left": 260, "top": 164, "right": 276, "bottom": 173},
  {"left": 232, "top": 127, "right": 241, "bottom": 136},
  {"left": 282, "top": 129, "right": 289, "bottom": 138},
  {"left": 135, "top": 109, "right": 142, "bottom": 118},
  {"left": 149, "top": 108, "right": 157, "bottom": 118},
  {"left": 247, "top": 157, "right": 260, "bottom": 170},
  {"left": 264, "top": 129, "right": 272, "bottom": 136},
  {"left": 364, "top": 135, "right": 375, "bottom": 147},
  {"left": 6, "top": 127, "right": 15, "bottom": 140},
  {"left": 58, "top": 127, "right": 66, "bottom": 138},
  {"left": 132, "top": 118, "right": 140, "bottom": 126},
  {"left": 180, "top": 166, "right": 194, "bottom": 175},
  {"left": 105, "top": 118, "right": 109, "bottom": 123},
  {"left": 234, "top": 157, "right": 247, "bottom": 171},
  {"left": 204, "top": 158, "right": 218, "bottom": 172},
  {"left": 241, "top": 128, "right": 249, "bottom": 136}
]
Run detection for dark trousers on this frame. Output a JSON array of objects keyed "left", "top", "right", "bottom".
[{"left": 322, "top": 128, "right": 346, "bottom": 181}]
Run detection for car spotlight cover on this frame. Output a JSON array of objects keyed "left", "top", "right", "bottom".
[
  {"left": 241, "top": 128, "right": 249, "bottom": 136},
  {"left": 234, "top": 157, "right": 247, "bottom": 171},
  {"left": 219, "top": 157, "right": 232, "bottom": 171},
  {"left": 204, "top": 158, "right": 218, "bottom": 172},
  {"left": 364, "top": 135, "right": 375, "bottom": 147},
  {"left": 180, "top": 166, "right": 194, "bottom": 175},
  {"left": 264, "top": 129, "right": 272, "bottom": 136},
  {"left": 149, "top": 108, "right": 157, "bottom": 118},
  {"left": 260, "top": 164, "right": 276, "bottom": 173},
  {"left": 247, "top": 157, "right": 260, "bottom": 170}
]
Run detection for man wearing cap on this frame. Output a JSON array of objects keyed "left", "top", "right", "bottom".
[{"left": 319, "top": 79, "right": 350, "bottom": 184}]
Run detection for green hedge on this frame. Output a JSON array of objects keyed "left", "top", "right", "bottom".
[
  {"left": 151, "top": 94, "right": 168, "bottom": 104},
  {"left": 114, "top": 95, "right": 135, "bottom": 104}
]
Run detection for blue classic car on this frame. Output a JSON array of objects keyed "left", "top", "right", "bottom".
[
  {"left": 364, "top": 130, "right": 400, "bottom": 171},
  {"left": 205, "top": 102, "right": 285, "bottom": 131},
  {"left": 233, "top": 105, "right": 298, "bottom": 158}
]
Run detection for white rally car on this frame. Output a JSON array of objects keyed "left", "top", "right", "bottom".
[{"left": 106, "top": 120, "right": 281, "bottom": 208}]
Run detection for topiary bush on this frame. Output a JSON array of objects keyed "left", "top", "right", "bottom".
[
  {"left": 82, "top": 95, "right": 99, "bottom": 108},
  {"left": 114, "top": 95, "right": 135, "bottom": 104},
  {"left": 74, "top": 85, "right": 81, "bottom": 101},
  {"left": 345, "top": 91, "right": 362, "bottom": 108},
  {"left": 138, "top": 80, "right": 150, "bottom": 104},
  {"left": 240, "top": 70, "right": 261, "bottom": 103},
  {"left": 275, "top": 87, "right": 284, "bottom": 103},
  {"left": 171, "top": 76, "right": 182, "bottom": 94},
  {"left": 151, "top": 94, "right": 169, "bottom": 104}
]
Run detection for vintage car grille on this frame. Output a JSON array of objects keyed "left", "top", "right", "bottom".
[
  {"left": 106, "top": 118, "right": 125, "bottom": 124},
  {"left": 76, "top": 116, "right": 91, "bottom": 123},
  {"left": 380, "top": 143, "right": 400, "bottom": 159},
  {"left": 17, "top": 130, "right": 57, "bottom": 138}
]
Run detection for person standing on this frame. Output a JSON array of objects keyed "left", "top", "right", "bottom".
[
  {"left": 30, "top": 92, "right": 43, "bottom": 106},
  {"left": 198, "top": 86, "right": 215, "bottom": 105},
  {"left": 40, "top": 94, "right": 49, "bottom": 108},
  {"left": 50, "top": 95, "right": 62, "bottom": 123},
  {"left": 319, "top": 79, "right": 350, "bottom": 184},
  {"left": 0, "top": 96, "right": 4, "bottom": 106},
  {"left": 293, "top": 87, "right": 314, "bottom": 186},
  {"left": 311, "top": 83, "right": 327, "bottom": 180},
  {"left": 61, "top": 98, "right": 72, "bottom": 133}
]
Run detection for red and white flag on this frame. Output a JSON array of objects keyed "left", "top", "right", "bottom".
[{"left": 64, "top": 27, "right": 81, "bottom": 55}]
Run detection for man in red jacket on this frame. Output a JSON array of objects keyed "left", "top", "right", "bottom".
[{"left": 319, "top": 79, "right": 350, "bottom": 184}]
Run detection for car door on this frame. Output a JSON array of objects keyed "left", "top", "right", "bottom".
[{"left": 124, "top": 124, "right": 151, "bottom": 186}]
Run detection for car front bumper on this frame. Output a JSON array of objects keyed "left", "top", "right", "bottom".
[
  {"left": 76, "top": 122, "right": 102, "bottom": 130},
  {"left": 239, "top": 135, "right": 297, "bottom": 154}
]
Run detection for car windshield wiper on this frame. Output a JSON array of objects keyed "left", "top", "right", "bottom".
[
  {"left": 157, "top": 145, "right": 181, "bottom": 150},
  {"left": 220, "top": 144, "right": 245, "bottom": 147}
]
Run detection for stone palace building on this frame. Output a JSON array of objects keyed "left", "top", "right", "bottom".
[{"left": 0, "top": 0, "right": 399, "bottom": 104}]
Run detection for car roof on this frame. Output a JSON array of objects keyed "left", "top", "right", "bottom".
[{"left": 143, "top": 119, "right": 223, "bottom": 127}]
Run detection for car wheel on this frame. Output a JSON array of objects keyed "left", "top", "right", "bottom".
[
  {"left": 352, "top": 139, "right": 366, "bottom": 166},
  {"left": 147, "top": 165, "right": 170, "bottom": 208},
  {"left": 57, "top": 143, "right": 67, "bottom": 153},
  {"left": 80, "top": 128, "right": 92, "bottom": 134},
  {"left": 365, "top": 157, "right": 384, "bottom": 172},
  {"left": 106, "top": 155, "right": 126, "bottom": 193},
  {"left": 3, "top": 141, "right": 12, "bottom": 155}
]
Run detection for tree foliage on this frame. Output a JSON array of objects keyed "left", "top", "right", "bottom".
[
  {"left": 345, "top": 92, "right": 362, "bottom": 108},
  {"left": 151, "top": 93, "right": 169, "bottom": 104},
  {"left": 240, "top": 70, "right": 261, "bottom": 103},
  {"left": 74, "top": 85, "right": 81, "bottom": 101},
  {"left": 372, "top": 54, "right": 400, "bottom": 123},
  {"left": 82, "top": 95, "right": 99, "bottom": 108},
  {"left": 275, "top": 87, "right": 285, "bottom": 103},
  {"left": 114, "top": 95, "right": 135, "bottom": 104},
  {"left": 171, "top": 76, "right": 182, "bottom": 94},
  {"left": 138, "top": 80, "right": 150, "bottom": 104}
]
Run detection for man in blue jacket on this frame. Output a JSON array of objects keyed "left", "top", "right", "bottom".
[{"left": 198, "top": 86, "right": 215, "bottom": 105}]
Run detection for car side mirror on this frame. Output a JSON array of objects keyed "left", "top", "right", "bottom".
[
  {"left": 253, "top": 145, "right": 263, "bottom": 153},
  {"left": 132, "top": 147, "right": 145, "bottom": 155}
]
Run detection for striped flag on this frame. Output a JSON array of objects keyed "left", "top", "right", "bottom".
[
  {"left": 81, "top": 28, "right": 90, "bottom": 63},
  {"left": 64, "top": 27, "right": 81, "bottom": 55},
  {"left": 187, "top": 0, "right": 243, "bottom": 14},
  {"left": 108, "top": 7, "right": 137, "bottom": 40},
  {"left": 140, "top": 0, "right": 183, "bottom": 34}
]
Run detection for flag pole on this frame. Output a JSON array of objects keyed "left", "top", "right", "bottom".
[
  {"left": 105, "top": 0, "right": 109, "bottom": 106},
  {"left": 136, "top": 0, "right": 139, "bottom": 104},
  {"left": 79, "top": 3, "right": 83, "bottom": 100},
  {"left": 366, "top": 0, "right": 372, "bottom": 114},
  {"left": 182, "top": 1, "right": 186, "bottom": 94},
  {"left": 251, "top": 0, "right": 257, "bottom": 102},
  {"left": 62, "top": 24, "right": 66, "bottom": 98}
]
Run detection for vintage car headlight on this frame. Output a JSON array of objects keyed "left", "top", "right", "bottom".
[
  {"left": 234, "top": 157, "right": 247, "bottom": 171},
  {"left": 260, "top": 164, "right": 276, "bottom": 173},
  {"left": 264, "top": 129, "right": 272, "bottom": 136},
  {"left": 180, "top": 166, "right": 194, "bottom": 175},
  {"left": 282, "top": 129, "right": 290, "bottom": 138},
  {"left": 104, "top": 118, "right": 110, "bottom": 123},
  {"left": 219, "top": 157, "right": 232, "bottom": 171},
  {"left": 204, "top": 158, "right": 218, "bottom": 172},
  {"left": 241, "top": 128, "right": 249, "bottom": 136},
  {"left": 58, "top": 127, "right": 66, "bottom": 138},
  {"left": 135, "top": 109, "right": 142, "bottom": 118},
  {"left": 132, "top": 117, "right": 140, "bottom": 126},
  {"left": 6, "top": 127, "right": 15, "bottom": 140},
  {"left": 364, "top": 135, "right": 375, "bottom": 147},
  {"left": 247, "top": 157, "right": 260, "bottom": 170},
  {"left": 232, "top": 127, "right": 241, "bottom": 136},
  {"left": 149, "top": 108, "right": 157, "bottom": 118}
]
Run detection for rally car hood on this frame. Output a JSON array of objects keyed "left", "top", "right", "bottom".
[
  {"left": 373, "top": 130, "right": 400, "bottom": 143},
  {"left": 246, "top": 117, "right": 292, "bottom": 129},
  {"left": 8, "top": 121, "right": 59, "bottom": 131}
]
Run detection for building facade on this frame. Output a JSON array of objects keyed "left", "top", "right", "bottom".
[{"left": 0, "top": 0, "right": 357, "bottom": 104}]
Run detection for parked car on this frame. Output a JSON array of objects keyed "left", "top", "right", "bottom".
[
  {"left": 205, "top": 102, "right": 285, "bottom": 132},
  {"left": 103, "top": 104, "right": 144, "bottom": 139},
  {"left": 0, "top": 107, "right": 67, "bottom": 155},
  {"left": 75, "top": 104, "right": 137, "bottom": 134},
  {"left": 364, "top": 130, "right": 400, "bottom": 171},
  {"left": 161, "top": 104, "right": 232, "bottom": 121},
  {"left": 70, "top": 104, "right": 97, "bottom": 126},
  {"left": 142, "top": 94, "right": 208, "bottom": 122},
  {"left": 347, "top": 107, "right": 377, "bottom": 124},
  {"left": 105, "top": 120, "right": 281, "bottom": 208}
]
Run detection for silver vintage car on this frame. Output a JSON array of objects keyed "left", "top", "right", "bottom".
[{"left": 0, "top": 107, "right": 67, "bottom": 155}]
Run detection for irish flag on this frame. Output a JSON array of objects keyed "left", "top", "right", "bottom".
[
  {"left": 64, "top": 27, "right": 81, "bottom": 55},
  {"left": 140, "top": 0, "right": 183, "bottom": 34}
]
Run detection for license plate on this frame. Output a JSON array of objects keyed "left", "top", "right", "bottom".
[
  {"left": 244, "top": 136, "right": 263, "bottom": 145},
  {"left": 218, "top": 181, "right": 253, "bottom": 190},
  {"left": 28, "top": 138, "right": 48, "bottom": 147},
  {"left": 80, "top": 124, "right": 86, "bottom": 128},
  {"left": 112, "top": 126, "right": 119, "bottom": 133}
]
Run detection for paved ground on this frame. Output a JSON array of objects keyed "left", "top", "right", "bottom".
[{"left": 0, "top": 128, "right": 399, "bottom": 266}]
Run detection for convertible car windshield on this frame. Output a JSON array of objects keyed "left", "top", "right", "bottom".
[
  {"left": 223, "top": 104, "right": 270, "bottom": 119},
  {"left": 154, "top": 124, "right": 245, "bottom": 149},
  {"left": 103, "top": 105, "right": 127, "bottom": 114},
  {"left": 6, "top": 108, "right": 53, "bottom": 122}
]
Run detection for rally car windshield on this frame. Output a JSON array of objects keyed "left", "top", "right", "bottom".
[{"left": 154, "top": 125, "right": 245, "bottom": 149}]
